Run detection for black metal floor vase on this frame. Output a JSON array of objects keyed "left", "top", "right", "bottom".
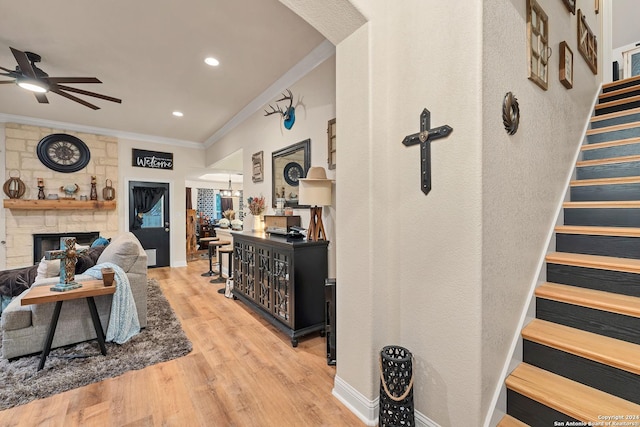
[
  {"left": 402, "top": 108, "right": 453, "bottom": 195},
  {"left": 379, "top": 345, "right": 415, "bottom": 427}
]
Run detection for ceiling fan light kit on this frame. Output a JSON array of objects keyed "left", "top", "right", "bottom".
[{"left": 0, "top": 46, "right": 122, "bottom": 110}]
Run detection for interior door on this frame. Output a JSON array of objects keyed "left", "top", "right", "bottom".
[
  {"left": 129, "top": 181, "right": 170, "bottom": 267},
  {"left": 623, "top": 46, "right": 640, "bottom": 79}
]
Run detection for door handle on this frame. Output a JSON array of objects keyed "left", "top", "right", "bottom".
[{"left": 165, "top": 228, "right": 170, "bottom": 232}]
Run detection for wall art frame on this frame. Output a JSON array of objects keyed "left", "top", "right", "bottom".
[
  {"left": 327, "top": 118, "right": 336, "bottom": 170},
  {"left": 577, "top": 9, "right": 598, "bottom": 75},
  {"left": 559, "top": 41, "right": 574, "bottom": 89},
  {"left": 527, "top": 0, "right": 551, "bottom": 91},
  {"left": 562, "top": 0, "right": 576, "bottom": 14},
  {"left": 252, "top": 151, "right": 264, "bottom": 183}
]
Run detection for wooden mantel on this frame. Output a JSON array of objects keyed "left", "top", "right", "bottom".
[{"left": 3, "top": 199, "right": 117, "bottom": 210}]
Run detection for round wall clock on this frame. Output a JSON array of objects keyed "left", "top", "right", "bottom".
[
  {"left": 283, "top": 162, "right": 304, "bottom": 186},
  {"left": 37, "top": 134, "right": 91, "bottom": 173}
]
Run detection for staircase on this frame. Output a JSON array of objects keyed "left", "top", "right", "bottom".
[{"left": 499, "top": 76, "right": 640, "bottom": 426}]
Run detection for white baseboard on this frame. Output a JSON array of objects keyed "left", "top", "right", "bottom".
[{"left": 332, "top": 376, "right": 440, "bottom": 427}]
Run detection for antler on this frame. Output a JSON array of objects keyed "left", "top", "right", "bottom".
[{"left": 264, "top": 89, "right": 294, "bottom": 117}]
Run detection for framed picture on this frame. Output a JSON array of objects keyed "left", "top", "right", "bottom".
[
  {"left": 327, "top": 118, "right": 336, "bottom": 170},
  {"left": 559, "top": 41, "right": 574, "bottom": 89},
  {"left": 252, "top": 151, "right": 264, "bottom": 183},
  {"left": 562, "top": 0, "right": 576, "bottom": 14},
  {"left": 527, "top": 0, "right": 551, "bottom": 90},
  {"left": 577, "top": 9, "right": 598, "bottom": 75}
]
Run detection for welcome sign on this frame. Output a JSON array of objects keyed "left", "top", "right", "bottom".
[{"left": 132, "top": 149, "right": 173, "bottom": 170}]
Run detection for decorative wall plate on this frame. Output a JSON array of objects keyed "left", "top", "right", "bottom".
[
  {"left": 37, "top": 134, "right": 91, "bottom": 173},
  {"left": 283, "top": 162, "right": 304, "bottom": 186}
]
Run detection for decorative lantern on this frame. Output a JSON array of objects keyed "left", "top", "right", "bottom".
[
  {"left": 103, "top": 179, "right": 115, "bottom": 201},
  {"left": 3, "top": 170, "right": 26, "bottom": 199}
]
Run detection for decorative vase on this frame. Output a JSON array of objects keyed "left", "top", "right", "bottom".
[{"left": 253, "top": 215, "right": 263, "bottom": 232}]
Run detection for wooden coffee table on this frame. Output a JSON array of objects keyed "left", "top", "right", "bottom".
[{"left": 21, "top": 280, "right": 116, "bottom": 370}]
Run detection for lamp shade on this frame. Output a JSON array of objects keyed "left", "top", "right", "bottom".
[{"left": 299, "top": 166, "right": 333, "bottom": 206}]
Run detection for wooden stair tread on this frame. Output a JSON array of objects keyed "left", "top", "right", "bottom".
[
  {"left": 570, "top": 176, "right": 640, "bottom": 186},
  {"left": 497, "top": 414, "right": 529, "bottom": 427},
  {"left": 546, "top": 251, "right": 640, "bottom": 273},
  {"left": 599, "top": 85, "right": 640, "bottom": 101},
  {"left": 506, "top": 363, "right": 640, "bottom": 421},
  {"left": 586, "top": 120, "right": 640, "bottom": 135},
  {"left": 522, "top": 319, "right": 640, "bottom": 375},
  {"left": 603, "top": 75, "right": 640, "bottom": 91},
  {"left": 581, "top": 137, "right": 640, "bottom": 151},
  {"left": 563, "top": 200, "right": 640, "bottom": 208},
  {"left": 595, "top": 95, "right": 640, "bottom": 112},
  {"left": 555, "top": 225, "right": 640, "bottom": 237},
  {"left": 591, "top": 106, "right": 640, "bottom": 123},
  {"left": 537, "top": 282, "right": 640, "bottom": 318},
  {"left": 576, "top": 154, "right": 640, "bottom": 167}
]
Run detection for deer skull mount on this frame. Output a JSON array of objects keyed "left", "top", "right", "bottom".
[{"left": 264, "top": 89, "right": 296, "bottom": 130}]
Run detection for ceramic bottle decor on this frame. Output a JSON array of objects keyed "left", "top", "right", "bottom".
[{"left": 90, "top": 176, "right": 98, "bottom": 200}]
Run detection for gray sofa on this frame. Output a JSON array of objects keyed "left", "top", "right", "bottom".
[{"left": 1, "top": 232, "right": 148, "bottom": 359}]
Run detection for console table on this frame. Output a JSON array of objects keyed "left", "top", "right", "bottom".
[{"left": 232, "top": 232, "right": 328, "bottom": 347}]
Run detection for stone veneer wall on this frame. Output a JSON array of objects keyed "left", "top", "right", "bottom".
[{"left": 3, "top": 123, "right": 119, "bottom": 268}]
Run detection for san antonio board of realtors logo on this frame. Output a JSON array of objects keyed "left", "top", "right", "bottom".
[{"left": 132, "top": 148, "right": 173, "bottom": 170}]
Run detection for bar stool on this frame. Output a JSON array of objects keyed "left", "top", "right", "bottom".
[
  {"left": 199, "top": 237, "right": 220, "bottom": 277},
  {"left": 206, "top": 240, "right": 231, "bottom": 281},
  {"left": 214, "top": 246, "right": 235, "bottom": 294}
]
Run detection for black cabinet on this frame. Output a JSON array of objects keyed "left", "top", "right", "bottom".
[
  {"left": 325, "top": 278, "right": 336, "bottom": 365},
  {"left": 233, "top": 232, "right": 328, "bottom": 347}
]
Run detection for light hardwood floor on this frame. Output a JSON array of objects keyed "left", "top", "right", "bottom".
[{"left": 0, "top": 259, "right": 364, "bottom": 426}]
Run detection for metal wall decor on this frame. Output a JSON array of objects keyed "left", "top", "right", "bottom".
[
  {"left": 402, "top": 108, "right": 453, "bottom": 195},
  {"left": 559, "top": 41, "right": 574, "bottom": 89},
  {"left": 502, "top": 92, "right": 520, "bottom": 135},
  {"left": 562, "top": 0, "right": 576, "bottom": 14},
  {"left": 527, "top": 0, "right": 551, "bottom": 90},
  {"left": 577, "top": 9, "right": 598, "bottom": 75}
]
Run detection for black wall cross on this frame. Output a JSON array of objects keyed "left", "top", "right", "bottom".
[{"left": 402, "top": 108, "right": 453, "bottom": 195}]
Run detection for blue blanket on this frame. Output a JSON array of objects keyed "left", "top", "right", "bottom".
[{"left": 84, "top": 263, "right": 140, "bottom": 344}]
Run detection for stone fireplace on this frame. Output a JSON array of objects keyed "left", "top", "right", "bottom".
[{"left": 32, "top": 231, "right": 100, "bottom": 264}]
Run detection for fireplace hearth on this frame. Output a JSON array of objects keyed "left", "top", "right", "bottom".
[{"left": 33, "top": 232, "right": 100, "bottom": 264}]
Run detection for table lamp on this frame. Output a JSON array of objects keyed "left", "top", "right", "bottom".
[{"left": 299, "top": 166, "right": 333, "bottom": 241}]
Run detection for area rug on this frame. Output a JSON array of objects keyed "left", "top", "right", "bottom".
[{"left": 0, "top": 278, "right": 192, "bottom": 410}]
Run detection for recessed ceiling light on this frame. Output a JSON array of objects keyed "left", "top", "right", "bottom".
[
  {"left": 172, "top": 111, "right": 184, "bottom": 117},
  {"left": 204, "top": 57, "right": 220, "bottom": 67}
]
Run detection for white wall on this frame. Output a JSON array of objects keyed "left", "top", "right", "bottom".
[
  {"left": 206, "top": 56, "right": 337, "bottom": 276},
  {"left": 482, "top": 0, "right": 601, "bottom": 420}
]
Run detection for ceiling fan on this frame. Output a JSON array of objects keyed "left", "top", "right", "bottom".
[{"left": 0, "top": 47, "right": 121, "bottom": 110}]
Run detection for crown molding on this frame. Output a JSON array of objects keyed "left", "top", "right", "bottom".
[
  {"left": 204, "top": 39, "right": 336, "bottom": 148},
  {"left": 0, "top": 113, "right": 203, "bottom": 150}
]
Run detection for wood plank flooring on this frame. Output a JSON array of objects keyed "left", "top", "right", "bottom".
[{"left": 0, "top": 259, "right": 363, "bottom": 426}]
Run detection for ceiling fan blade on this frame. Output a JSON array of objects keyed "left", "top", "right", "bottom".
[
  {"left": 34, "top": 93, "right": 49, "bottom": 104},
  {"left": 10, "top": 47, "right": 37, "bottom": 78},
  {"left": 0, "top": 66, "right": 15, "bottom": 73},
  {"left": 0, "top": 80, "right": 15, "bottom": 83},
  {"left": 51, "top": 88, "right": 100, "bottom": 110},
  {"left": 57, "top": 84, "right": 122, "bottom": 104},
  {"left": 46, "top": 77, "right": 102, "bottom": 84}
]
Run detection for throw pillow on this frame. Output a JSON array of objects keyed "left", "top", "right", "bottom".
[
  {"left": 35, "top": 257, "right": 61, "bottom": 282},
  {"left": 91, "top": 236, "right": 111, "bottom": 248}
]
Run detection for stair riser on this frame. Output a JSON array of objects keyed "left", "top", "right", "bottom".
[
  {"left": 587, "top": 126, "right": 640, "bottom": 144},
  {"left": 570, "top": 183, "right": 640, "bottom": 201},
  {"left": 556, "top": 233, "right": 640, "bottom": 259},
  {"left": 523, "top": 340, "right": 640, "bottom": 404},
  {"left": 599, "top": 88, "right": 640, "bottom": 104},
  {"left": 583, "top": 143, "right": 640, "bottom": 161},
  {"left": 536, "top": 298, "right": 640, "bottom": 345},
  {"left": 506, "top": 390, "right": 579, "bottom": 426},
  {"left": 596, "top": 100, "right": 640, "bottom": 116},
  {"left": 564, "top": 208, "right": 640, "bottom": 227},
  {"left": 591, "top": 112, "right": 640, "bottom": 129},
  {"left": 576, "top": 161, "right": 640, "bottom": 179},
  {"left": 546, "top": 264, "right": 640, "bottom": 297},
  {"left": 603, "top": 79, "right": 640, "bottom": 94}
]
